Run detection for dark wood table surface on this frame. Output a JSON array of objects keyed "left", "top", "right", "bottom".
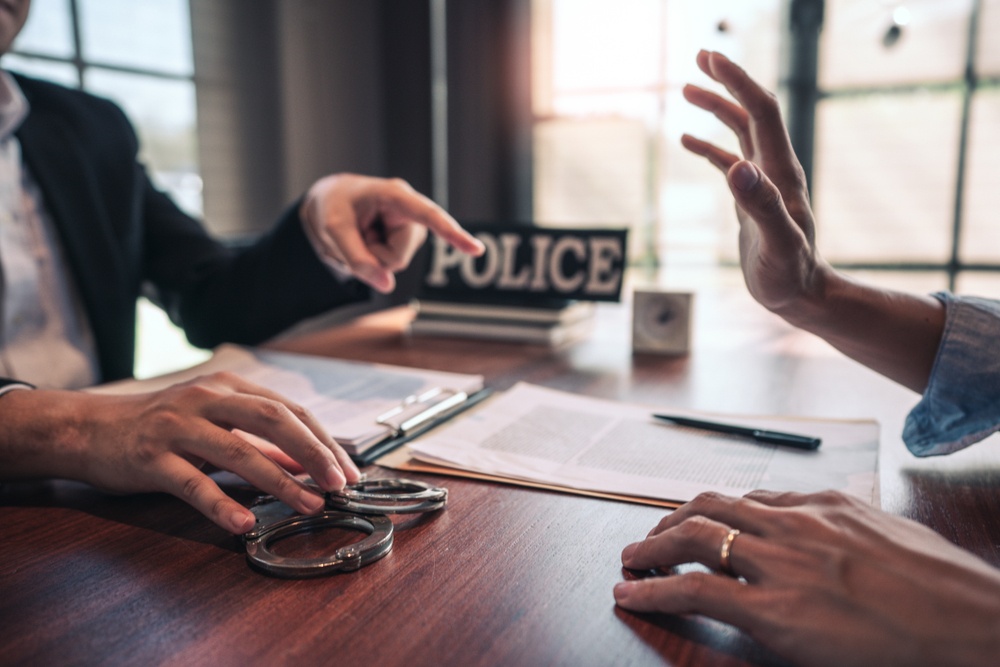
[{"left": 3, "top": 284, "right": 999, "bottom": 666}]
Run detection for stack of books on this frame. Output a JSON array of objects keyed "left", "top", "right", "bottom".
[{"left": 407, "top": 298, "right": 596, "bottom": 346}]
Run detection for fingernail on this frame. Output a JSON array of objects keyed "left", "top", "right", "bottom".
[
  {"left": 359, "top": 265, "right": 393, "bottom": 292},
  {"left": 232, "top": 510, "right": 256, "bottom": 534},
  {"left": 614, "top": 581, "right": 635, "bottom": 602},
  {"left": 732, "top": 162, "right": 759, "bottom": 192},
  {"left": 325, "top": 463, "right": 346, "bottom": 490},
  {"left": 621, "top": 542, "right": 638, "bottom": 564},
  {"left": 300, "top": 488, "right": 325, "bottom": 513}
]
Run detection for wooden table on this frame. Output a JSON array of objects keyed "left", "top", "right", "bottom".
[{"left": 3, "top": 284, "right": 999, "bottom": 666}]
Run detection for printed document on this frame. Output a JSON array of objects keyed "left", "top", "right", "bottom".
[{"left": 405, "top": 382, "right": 879, "bottom": 505}]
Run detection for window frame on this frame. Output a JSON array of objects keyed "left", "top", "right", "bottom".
[
  {"left": 794, "top": 0, "right": 997, "bottom": 291},
  {"left": 9, "top": 0, "right": 195, "bottom": 89}
]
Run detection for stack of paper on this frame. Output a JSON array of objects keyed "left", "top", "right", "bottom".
[
  {"left": 384, "top": 383, "right": 880, "bottom": 507},
  {"left": 408, "top": 299, "right": 596, "bottom": 346}
]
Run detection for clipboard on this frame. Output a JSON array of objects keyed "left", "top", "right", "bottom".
[
  {"left": 352, "top": 387, "right": 495, "bottom": 465},
  {"left": 89, "top": 344, "right": 488, "bottom": 466}
]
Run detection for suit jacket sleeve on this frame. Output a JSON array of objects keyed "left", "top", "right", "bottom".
[
  {"left": 14, "top": 73, "right": 370, "bottom": 382},
  {"left": 140, "top": 179, "right": 370, "bottom": 349}
]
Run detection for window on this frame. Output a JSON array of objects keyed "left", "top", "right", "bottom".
[
  {"left": 531, "top": 0, "right": 783, "bottom": 272},
  {"left": 815, "top": 0, "right": 1000, "bottom": 292},
  {"left": 7, "top": 0, "right": 208, "bottom": 378},
  {"left": 532, "top": 0, "right": 1000, "bottom": 293},
  {"left": 7, "top": 0, "right": 202, "bottom": 217}
]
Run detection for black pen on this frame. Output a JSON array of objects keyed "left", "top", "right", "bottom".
[{"left": 653, "top": 414, "right": 822, "bottom": 450}]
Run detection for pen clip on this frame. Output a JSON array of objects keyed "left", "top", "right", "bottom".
[{"left": 375, "top": 387, "right": 468, "bottom": 437}]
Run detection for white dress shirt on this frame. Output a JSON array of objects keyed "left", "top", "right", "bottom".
[{"left": 0, "top": 70, "right": 99, "bottom": 389}]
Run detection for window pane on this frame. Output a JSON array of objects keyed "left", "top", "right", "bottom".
[
  {"left": 813, "top": 92, "right": 961, "bottom": 263},
  {"left": 135, "top": 298, "right": 210, "bottom": 379},
  {"left": 550, "top": 90, "right": 661, "bottom": 122},
  {"left": 956, "top": 272, "right": 1000, "bottom": 296},
  {"left": 533, "top": 117, "right": 651, "bottom": 260},
  {"left": 78, "top": 0, "right": 193, "bottom": 76},
  {"left": 976, "top": 0, "right": 1000, "bottom": 76},
  {"left": 661, "top": 88, "right": 740, "bottom": 266},
  {"left": 84, "top": 68, "right": 201, "bottom": 216},
  {"left": 533, "top": 0, "right": 781, "bottom": 269},
  {"left": 548, "top": 0, "right": 663, "bottom": 94},
  {"left": 2, "top": 55, "right": 78, "bottom": 87},
  {"left": 960, "top": 87, "right": 1000, "bottom": 263},
  {"left": 664, "top": 0, "right": 781, "bottom": 90},
  {"left": 820, "top": 0, "right": 972, "bottom": 89},
  {"left": 11, "top": 0, "right": 74, "bottom": 58}
]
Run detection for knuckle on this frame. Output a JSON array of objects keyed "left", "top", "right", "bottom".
[
  {"left": 131, "top": 432, "right": 164, "bottom": 466},
  {"left": 388, "top": 177, "right": 413, "bottom": 194},
  {"left": 771, "top": 508, "right": 807, "bottom": 532},
  {"left": 793, "top": 163, "right": 809, "bottom": 186},
  {"left": 209, "top": 496, "right": 235, "bottom": 525},
  {"left": 385, "top": 176, "right": 414, "bottom": 201},
  {"left": 758, "top": 182, "right": 784, "bottom": 211},
  {"left": 255, "top": 399, "right": 292, "bottom": 428},
  {"left": 284, "top": 401, "right": 312, "bottom": 424},
  {"left": 180, "top": 472, "right": 207, "bottom": 503},
  {"left": 753, "top": 489, "right": 798, "bottom": 507},
  {"left": 268, "top": 473, "right": 301, "bottom": 499},
  {"left": 651, "top": 513, "right": 674, "bottom": 533},
  {"left": 744, "top": 489, "right": 776, "bottom": 503},
  {"left": 143, "top": 407, "right": 187, "bottom": 441},
  {"left": 170, "top": 378, "right": 225, "bottom": 404},
  {"left": 813, "top": 489, "right": 851, "bottom": 507},
  {"left": 758, "top": 90, "right": 781, "bottom": 116},
  {"left": 210, "top": 370, "right": 241, "bottom": 385},
  {"left": 219, "top": 434, "right": 254, "bottom": 466},
  {"left": 674, "top": 516, "right": 717, "bottom": 548},
  {"left": 673, "top": 573, "right": 710, "bottom": 608},
  {"left": 730, "top": 495, "right": 758, "bottom": 514},
  {"left": 690, "top": 490, "right": 728, "bottom": 508}
]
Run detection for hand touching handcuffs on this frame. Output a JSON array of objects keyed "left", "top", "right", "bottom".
[{"left": 243, "top": 476, "right": 448, "bottom": 578}]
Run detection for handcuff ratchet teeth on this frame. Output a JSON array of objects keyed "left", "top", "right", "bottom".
[{"left": 242, "top": 477, "right": 446, "bottom": 578}]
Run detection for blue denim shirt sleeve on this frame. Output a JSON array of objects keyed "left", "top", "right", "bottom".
[{"left": 903, "top": 292, "right": 1000, "bottom": 456}]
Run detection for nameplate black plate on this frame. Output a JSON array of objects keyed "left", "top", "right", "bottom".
[{"left": 423, "top": 225, "right": 627, "bottom": 302}]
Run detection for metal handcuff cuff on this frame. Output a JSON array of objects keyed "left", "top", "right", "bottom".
[{"left": 242, "top": 476, "right": 447, "bottom": 578}]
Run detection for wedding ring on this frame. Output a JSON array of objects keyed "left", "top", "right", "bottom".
[{"left": 719, "top": 528, "right": 740, "bottom": 577}]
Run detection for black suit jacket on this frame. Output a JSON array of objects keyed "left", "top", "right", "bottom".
[{"left": 3, "top": 73, "right": 368, "bottom": 384}]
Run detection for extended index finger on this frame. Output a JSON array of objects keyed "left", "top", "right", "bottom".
[
  {"left": 698, "top": 51, "right": 805, "bottom": 193},
  {"left": 380, "top": 179, "right": 485, "bottom": 256},
  {"left": 682, "top": 84, "right": 752, "bottom": 156},
  {"left": 615, "top": 570, "right": 763, "bottom": 631}
]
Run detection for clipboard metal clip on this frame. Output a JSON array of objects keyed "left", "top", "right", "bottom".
[{"left": 375, "top": 387, "right": 469, "bottom": 437}]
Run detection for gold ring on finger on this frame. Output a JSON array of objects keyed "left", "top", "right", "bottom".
[{"left": 719, "top": 528, "right": 740, "bottom": 577}]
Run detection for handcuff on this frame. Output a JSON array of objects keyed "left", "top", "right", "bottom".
[{"left": 242, "top": 477, "right": 447, "bottom": 578}]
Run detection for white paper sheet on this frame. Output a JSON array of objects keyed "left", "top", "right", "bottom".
[{"left": 408, "top": 382, "right": 879, "bottom": 505}]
